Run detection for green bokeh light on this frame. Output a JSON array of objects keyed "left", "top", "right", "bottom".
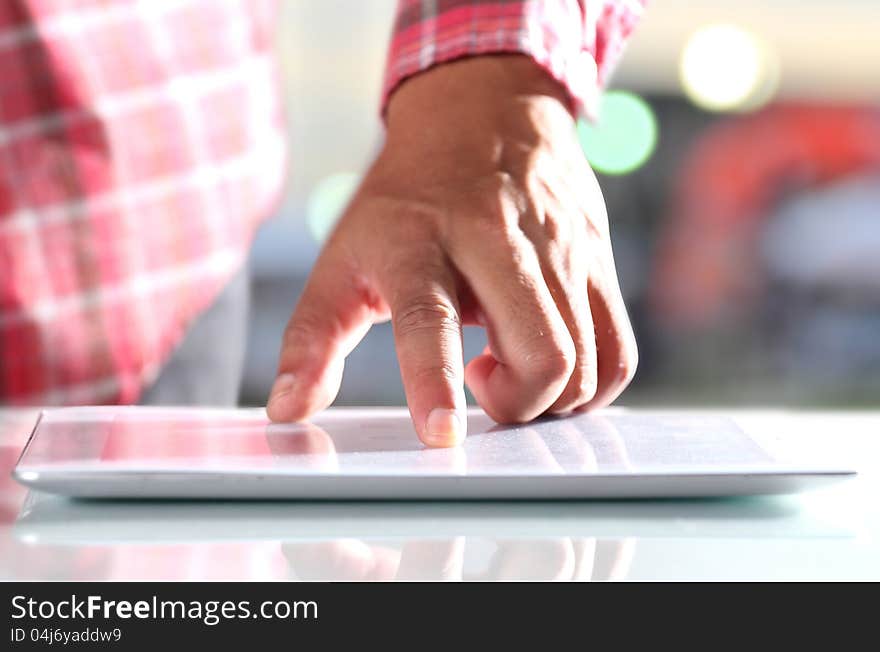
[
  {"left": 306, "top": 172, "right": 360, "bottom": 243},
  {"left": 577, "top": 91, "right": 658, "bottom": 176}
]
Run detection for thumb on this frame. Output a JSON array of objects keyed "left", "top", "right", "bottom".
[{"left": 266, "top": 251, "right": 376, "bottom": 422}]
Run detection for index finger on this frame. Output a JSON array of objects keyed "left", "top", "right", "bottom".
[{"left": 378, "top": 251, "right": 468, "bottom": 448}]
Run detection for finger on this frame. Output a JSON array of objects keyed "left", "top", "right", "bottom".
[
  {"left": 449, "top": 192, "right": 575, "bottom": 422},
  {"left": 266, "top": 248, "right": 377, "bottom": 422},
  {"left": 580, "top": 255, "right": 638, "bottom": 410},
  {"left": 519, "top": 198, "right": 598, "bottom": 414},
  {"left": 545, "top": 281, "right": 598, "bottom": 413},
  {"left": 538, "top": 154, "right": 634, "bottom": 411},
  {"left": 379, "top": 250, "right": 467, "bottom": 447}
]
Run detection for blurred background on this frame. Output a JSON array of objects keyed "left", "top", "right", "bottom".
[{"left": 241, "top": 0, "right": 880, "bottom": 408}]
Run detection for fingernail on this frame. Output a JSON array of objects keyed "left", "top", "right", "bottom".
[
  {"left": 424, "top": 408, "right": 464, "bottom": 447},
  {"left": 267, "top": 373, "right": 297, "bottom": 409}
]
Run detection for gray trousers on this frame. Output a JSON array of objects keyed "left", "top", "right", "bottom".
[{"left": 139, "top": 266, "right": 250, "bottom": 407}]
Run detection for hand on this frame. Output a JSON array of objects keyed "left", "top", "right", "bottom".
[{"left": 266, "top": 55, "right": 637, "bottom": 446}]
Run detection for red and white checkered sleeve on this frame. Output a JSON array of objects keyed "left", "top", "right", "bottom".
[{"left": 382, "top": 0, "right": 646, "bottom": 120}]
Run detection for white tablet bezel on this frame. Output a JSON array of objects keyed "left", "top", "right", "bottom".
[{"left": 11, "top": 406, "right": 857, "bottom": 500}]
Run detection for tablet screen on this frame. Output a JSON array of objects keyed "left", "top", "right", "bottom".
[{"left": 16, "top": 407, "right": 779, "bottom": 477}]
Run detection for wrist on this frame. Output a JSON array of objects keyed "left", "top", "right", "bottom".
[{"left": 385, "top": 55, "right": 575, "bottom": 152}]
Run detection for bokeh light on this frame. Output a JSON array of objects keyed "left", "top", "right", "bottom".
[
  {"left": 679, "top": 24, "right": 779, "bottom": 112},
  {"left": 577, "top": 90, "right": 658, "bottom": 176},
  {"left": 306, "top": 172, "right": 360, "bottom": 243}
]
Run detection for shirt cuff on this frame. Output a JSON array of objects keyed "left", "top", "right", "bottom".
[{"left": 381, "top": 1, "right": 602, "bottom": 120}]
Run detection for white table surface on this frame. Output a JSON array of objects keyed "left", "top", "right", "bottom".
[{"left": 2, "top": 408, "right": 878, "bottom": 581}]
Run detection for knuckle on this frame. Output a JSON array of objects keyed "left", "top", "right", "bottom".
[
  {"left": 612, "top": 326, "right": 639, "bottom": 388},
  {"left": 541, "top": 210, "right": 564, "bottom": 241},
  {"left": 569, "top": 363, "right": 599, "bottom": 401},
  {"left": 520, "top": 335, "right": 576, "bottom": 386},
  {"left": 280, "top": 314, "right": 336, "bottom": 374},
  {"left": 410, "top": 360, "right": 460, "bottom": 385},
  {"left": 619, "top": 343, "right": 639, "bottom": 386},
  {"left": 282, "top": 311, "right": 324, "bottom": 348},
  {"left": 551, "top": 364, "right": 598, "bottom": 412},
  {"left": 483, "top": 170, "right": 515, "bottom": 197},
  {"left": 473, "top": 205, "right": 513, "bottom": 238},
  {"left": 393, "top": 297, "right": 461, "bottom": 338},
  {"left": 470, "top": 180, "right": 520, "bottom": 235}
]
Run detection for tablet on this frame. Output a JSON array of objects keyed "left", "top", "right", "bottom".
[{"left": 11, "top": 406, "right": 855, "bottom": 499}]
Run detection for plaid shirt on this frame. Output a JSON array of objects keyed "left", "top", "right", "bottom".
[{"left": 0, "top": 0, "right": 643, "bottom": 406}]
